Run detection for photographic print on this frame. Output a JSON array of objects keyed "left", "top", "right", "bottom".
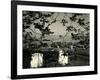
[
  {"left": 23, "top": 11, "right": 90, "bottom": 69},
  {"left": 11, "top": 1, "right": 97, "bottom": 79}
]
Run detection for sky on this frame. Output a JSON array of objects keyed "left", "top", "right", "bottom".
[
  {"left": 24, "top": 11, "right": 89, "bottom": 42},
  {"left": 44, "top": 12, "right": 89, "bottom": 42}
]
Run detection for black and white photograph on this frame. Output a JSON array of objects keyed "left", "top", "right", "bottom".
[
  {"left": 11, "top": 1, "right": 97, "bottom": 79},
  {"left": 23, "top": 11, "right": 90, "bottom": 69}
]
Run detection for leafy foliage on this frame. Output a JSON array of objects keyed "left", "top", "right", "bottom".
[{"left": 23, "top": 11, "right": 89, "bottom": 49}]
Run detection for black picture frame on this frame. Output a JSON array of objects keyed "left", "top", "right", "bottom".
[{"left": 11, "top": 0, "right": 98, "bottom": 79}]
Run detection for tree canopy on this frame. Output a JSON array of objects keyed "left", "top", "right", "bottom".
[{"left": 23, "top": 11, "right": 90, "bottom": 49}]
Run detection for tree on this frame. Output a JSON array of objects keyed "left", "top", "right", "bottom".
[
  {"left": 23, "top": 11, "right": 89, "bottom": 49},
  {"left": 23, "top": 11, "right": 57, "bottom": 39},
  {"left": 61, "top": 13, "right": 90, "bottom": 48}
]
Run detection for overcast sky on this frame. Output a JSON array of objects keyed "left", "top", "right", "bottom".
[
  {"left": 24, "top": 11, "right": 89, "bottom": 42},
  {"left": 46, "top": 12, "right": 89, "bottom": 42}
]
